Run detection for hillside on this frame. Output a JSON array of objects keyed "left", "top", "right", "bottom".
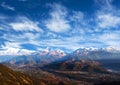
[
  {"left": 62, "top": 50, "right": 120, "bottom": 61},
  {"left": 0, "top": 63, "right": 43, "bottom": 85},
  {"left": 3, "top": 50, "right": 66, "bottom": 67},
  {"left": 44, "top": 60, "right": 107, "bottom": 73}
]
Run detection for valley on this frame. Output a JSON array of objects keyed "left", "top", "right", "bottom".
[
  {"left": 6, "top": 63, "right": 120, "bottom": 85},
  {"left": 1, "top": 48, "right": 120, "bottom": 85},
  {"left": 1, "top": 0, "right": 120, "bottom": 84}
]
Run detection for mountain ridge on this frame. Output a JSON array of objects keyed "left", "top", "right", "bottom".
[
  {"left": 0, "top": 63, "right": 44, "bottom": 85},
  {"left": 1, "top": 46, "right": 120, "bottom": 68},
  {"left": 1, "top": 46, "right": 120, "bottom": 56}
]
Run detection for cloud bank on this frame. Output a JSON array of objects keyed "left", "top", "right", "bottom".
[{"left": 0, "top": 0, "right": 120, "bottom": 55}]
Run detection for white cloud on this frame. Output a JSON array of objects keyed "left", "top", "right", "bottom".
[
  {"left": 70, "top": 11, "right": 84, "bottom": 22},
  {"left": 96, "top": 31, "right": 120, "bottom": 47},
  {"left": 1, "top": 42, "right": 21, "bottom": 50},
  {"left": 46, "top": 32, "right": 58, "bottom": 38},
  {"left": 1, "top": 1, "right": 120, "bottom": 53},
  {"left": 95, "top": 0, "right": 113, "bottom": 9},
  {"left": 1, "top": 2, "right": 15, "bottom": 11},
  {"left": 0, "top": 42, "right": 21, "bottom": 55},
  {"left": 0, "top": 42, "right": 35, "bottom": 55},
  {"left": 97, "top": 13, "right": 120, "bottom": 28},
  {"left": 0, "top": 15, "right": 42, "bottom": 53},
  {"left": 69, "top": 11, "right": 87, "bottom": 34},
  {"left": 99, "top": 33, "right": 119, "bottom": 41},
  {"left": 45, "top": 3, "right": 70, "bottom": 33},
  {"left": 0, "top": 26, "right": 2, "bottom": 30},
  {"left": 3, "top": 32, "right": 41, "bottom": 47},
  {"left": 9, "top": 17, "right": 43, "bottom": 32},
  {"left": 38, "top": 36, "right": 86, "bottom": 51},
  {"left": 0, "top": 48, "right": 35, "bottom": 56},
  {"left": 0, "top": 48, "right": 20, "bottom": 55},
  {"left": 96, "top": 0, "right": 120, "bottom": 29}
]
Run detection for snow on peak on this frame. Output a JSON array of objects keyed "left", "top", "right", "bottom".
[
  {"left": 35, "top": 48, "right": 66, "bottom": 58},
  {"left": 105, "top": 46, "right": 120, "bottom": 52},
  {"left": 75, "top": 47, "right": 98, "bottom": 52}
]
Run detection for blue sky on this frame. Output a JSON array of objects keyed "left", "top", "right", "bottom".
[{"left": 0, "top": 0, "right": 120, "bottom": 54}]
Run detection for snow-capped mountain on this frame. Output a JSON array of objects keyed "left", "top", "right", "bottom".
[
  {"left": 104, "top": 46, "right": 120, "bottom": 53},
  {"left": 4, "top": 49, "right": 66, "bottom": 67},
  {"left": 2, "top": 46, "right": 120, "bottom": 67},
  {"left": 62, "top": 46, "right": 120, "bottom": 61},
  {"left": 32, "top": 48, "right": 66, "bottom": 58},
  {"left": 0, "top": 46, "right": 119, "bottom": 56},
  {"left": 73, "top": 46, "right": 120, "bottom": 54}
]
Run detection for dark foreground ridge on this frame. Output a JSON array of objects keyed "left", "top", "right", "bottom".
[{"left": 0, "top": 63, "right": 43, "bottom": 85}]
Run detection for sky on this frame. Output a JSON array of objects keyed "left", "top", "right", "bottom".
[{"left": 0, "top": 0, "right": 120, "bottom": 55}]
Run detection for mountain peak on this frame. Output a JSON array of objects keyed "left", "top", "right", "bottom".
[{"left": 104, "top": 46, "right": 120, "bottom": 53}]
